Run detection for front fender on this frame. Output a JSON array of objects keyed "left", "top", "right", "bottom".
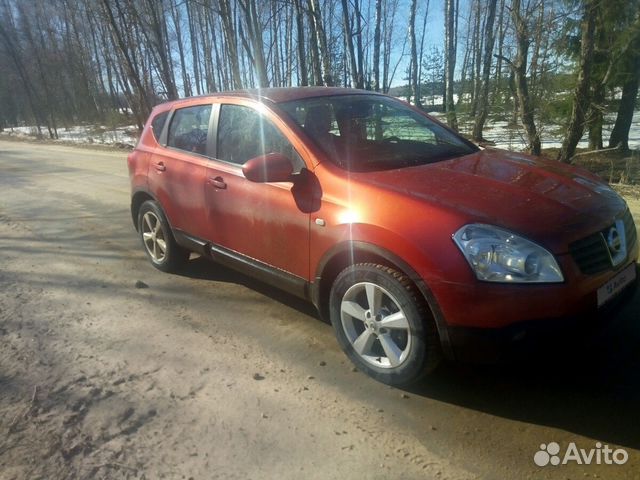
[{"left": 311, "top": 232, "right": 456, "bottom": 360}]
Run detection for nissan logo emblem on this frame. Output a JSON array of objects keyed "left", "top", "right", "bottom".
[{"left": 607, "top": 226, "right": 622, "bottom": 254}]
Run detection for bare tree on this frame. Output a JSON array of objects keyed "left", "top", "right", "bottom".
[
  {"left": 416, "top": 1, "right": 430, "bottom": 104},
  {"left": 238, "top": 0, "right": 269, "bottom": 87},
  {"left": 608, "top": 49, "right": 640, "bottom": 150},
  {"left": 472, "top": 0, "right": 498, "bottom": 141},
  {"left": 608, "top": 9, "right": 640, "bottom": 150},
  {"left": 293, "top": 0, "right": 309, "bottom": 86},
  {"left": 408, "top": 0, "right": 419, "bottom": 105},
  {"left": 372, "top": 0, "right": 382, "bottom": 91},
  {"left": 492, "top": 0, "right": 507, "bottom": 104},
  {"left": 217, "top": 0, "right": 244, "bottom": 89},
  {"left": 497, "top": 0, "right": 541, "bottom": 155},
  {"left": 382, "top": 0, "right": 401, "bottom": 92},
  {"left": 444, "top": 0, "right": 458, "bottom": 130},
  {"left": 558, "top": 0, "right": 598, "bottom": 163},
  {"left": 98, "top": 0, "right": 152, "bottom": 126},
  {"left": 0, "top": 1, "right": 45, "bottom": 134},
  {"left": 469, "top": 0, "right": 483, "bottom": 116},
  {"left": 341, "top": 0, "right": 363, "bottom": 88},
  {"left": 136, "top": 0, "right": 179, "bottom": 99},
  {"left": 307, "top": 0, "right": 333, "bottom": 86}
]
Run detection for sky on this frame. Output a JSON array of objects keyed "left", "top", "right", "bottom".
[{"left": 387, "top": 0, "right": 471, "bottom": 87}]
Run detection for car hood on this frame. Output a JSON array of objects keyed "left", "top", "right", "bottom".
[{"left": 358, "top": 149, "right": 627, "bottom": 253}]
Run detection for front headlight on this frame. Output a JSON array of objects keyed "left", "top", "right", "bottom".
[{"left": 452, "top": 224, "right": 564, "bottom": 283}]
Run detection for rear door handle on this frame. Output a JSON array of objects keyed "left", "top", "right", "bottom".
[
  {"left": 208, "top": 176, "right": 227, "bottom": 189},
  {"left": 154, "top": 162, "right": 166, "bottom": 172}
]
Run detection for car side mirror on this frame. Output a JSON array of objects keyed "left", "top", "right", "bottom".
[{"left": 242, "top": 152, "right": 294, "bottom": 183}]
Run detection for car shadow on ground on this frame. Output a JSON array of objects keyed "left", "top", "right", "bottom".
[
  {"left": 410, "top": 287, "right": 640, "bottom": 451},
  {"left": 177, "top": 255, "right": 640, "bottom": 451},
  {"left": 175, "top": 255, "right": 320, "bottom": 320}
]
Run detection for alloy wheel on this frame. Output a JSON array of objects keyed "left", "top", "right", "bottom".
[
  {"left": 141, "top": 211, "right": 167, "bottom": 263},
  {"left": 340, "top": 282, "right": 412, "bottom": 369}
]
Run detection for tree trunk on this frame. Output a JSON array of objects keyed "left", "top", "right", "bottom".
[
  {"left": 609, "top": 38, "right": 640, "bottom": 151},
  {"left": 170, "top": 2, "right": 191, "bottom": 97},
  {"left": 528, "top": 2, "right": 544, "bottom": 99},
  {"left": 353, "top": 0, "right": 365, "bottom": 89},
  {"left": 587, "top": 82, "right": 604, "bottom": 150},
  {"left": 373, "top": 0, "right": 382, "bottom": 92},
  {"left": 218, "top": 0, "right": 243, "bottom": 89},
  {"left": 444, "top": 0, "right": 458, "bottom": 130},
  {"left": 341, "top": 0, "right": 359, "bottom": 88},
  {"left": 307, "top": 0, "right": 332, "bottom": 86},
  {"left": 408, "top": 0, "right": 419, "bottom": 106},
  {"left": 472, "top": 0, "right": 498, "bottom": 141},
  {"left": 186, "top": 1, "right": 202, "bottom": 94},
  {"left": 501, "top": 0, "right": 541, "bottom": 155},
  {"left": 492, "top": 0, "right": 506, "bottom": 104},
  {"left": 416, "top": 1, "right": 430, "bottom": 103},
  {"left": 558, "top": 0, "right": 597, "bottom": 163},
  {"left": 306, "top": 0, "right": 322, "bottom": 85},
  {"left": 139, "top": 0, "right": 178, "bottom": 99},
  {"left": 456, "top": 22, "right": 471, "bottom": 109},
  {"left": 382, "top": 0, "right": 400, "bottom": 93},
  {"left": 238, "top": 0, "right": 269, "bottom": 88},
  {"left": 469, "top": 0, "right": 482, "bottom": 116},
  {"left": 99, "top": 0, "right": 152, "bottom": 121},
  {"left": 0, "top": 9, "right": 45, "bottom": 133},
  {"left": 293, "top": 0, "right": 308, "bottom": 87}
]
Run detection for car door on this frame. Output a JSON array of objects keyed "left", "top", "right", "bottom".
[
  {"left": 148, "top": 102, "right": 214, "bottom": 240},
  {"left": 203, "top": 101, "right": 312, "bottom": 280}
]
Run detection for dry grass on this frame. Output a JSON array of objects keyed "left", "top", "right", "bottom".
[{"left": 541, "top": 147, "right": 640, "bottom": 185}]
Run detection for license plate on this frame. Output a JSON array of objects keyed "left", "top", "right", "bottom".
[{"left": 597, "top": 264, "right": 636, "bottom": 307}]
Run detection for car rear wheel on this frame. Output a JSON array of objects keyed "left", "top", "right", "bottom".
[
  {"left": 138, "top": 200, "right": 189, "bottom": 272},
  {"left": 329, "top": 263, "right": 441, "bottom": 386}
]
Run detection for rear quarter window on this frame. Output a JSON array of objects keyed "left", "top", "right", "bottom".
[{"left": 150, "top": 111, "right": 169, "bottom": 142}]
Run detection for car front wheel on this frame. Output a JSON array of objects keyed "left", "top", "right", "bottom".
[
  {"left": 329, "top": 263, "right": 441, "bottom": 386},
  {"left": 138, "top": 200, "right": 189, "bottom": 272}
]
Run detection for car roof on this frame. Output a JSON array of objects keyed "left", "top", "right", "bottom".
[
  {"left": 222, "top": 87, "right": 382, "bottom": 103},
  {"left": 160, "top": 87, "right": 383, "bottom": 109}
]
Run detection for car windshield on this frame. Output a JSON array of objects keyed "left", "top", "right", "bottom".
[{"left": 279, "top": 94, "right": 477, "bottom": 171}]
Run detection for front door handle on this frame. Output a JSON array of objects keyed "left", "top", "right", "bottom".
[
  {"left": 208, "top": 176, "right": 227, "bottom": 189},
  {"left": 154, "top": 162, "right": 166, "bottom": 172}
]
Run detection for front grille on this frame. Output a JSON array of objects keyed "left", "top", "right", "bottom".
[
  {"left": 569, "top": 233, "right": 611, "bottom": 274},
  {"left": 622, "top": 209, "right": 638, "bottom": 250},
  {"left": 569, "top": 209, "right": 637, "bottom": 275}
]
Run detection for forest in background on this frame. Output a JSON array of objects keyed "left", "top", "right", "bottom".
[{"left": 0, "top": 0, "right": 639, "bottom": 163}]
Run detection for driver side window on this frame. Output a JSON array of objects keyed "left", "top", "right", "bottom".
[{"left": 217, "top": 104, "right": 303, "bottom": 169}]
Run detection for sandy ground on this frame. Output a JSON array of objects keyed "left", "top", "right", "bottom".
[{"left": 1, "top": 140, "right": 639, "bottom": 480}]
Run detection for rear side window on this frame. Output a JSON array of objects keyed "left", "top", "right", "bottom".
[
  {"left": 167, "top": 104, "right": 212, "bottom": 156},
  {"left": 150, "top": 111, "right": 169, "bottom": 142}
]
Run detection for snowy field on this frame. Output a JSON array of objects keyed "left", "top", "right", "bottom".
[
  {"left": 429, "top": 110, "right": 640, "bottom": 151},
  {"left": 0, "top": 124, "right": 138, "bottom": 147},
  {"left": 482, "top": 111, "right": 639, "bottom": 151}
]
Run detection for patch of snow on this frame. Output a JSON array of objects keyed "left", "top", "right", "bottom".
[
  {"left": 2, "top": 124, "right": 138, "bottom": 147},
  {"left": 431, "top": 110, "right": 640, "bottom": 151}
]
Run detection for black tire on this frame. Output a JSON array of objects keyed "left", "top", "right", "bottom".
[
  {"left": 137, "top": 200, "right": 189, "bottom": 273},
  {"left": 329, "top": 263, "right": 441, "bottom": 386}
]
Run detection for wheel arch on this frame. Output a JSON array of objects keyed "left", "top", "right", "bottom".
[
  {"left": 312, "top": 241, "right": 454, "bottom": 360},
  {"left": 131, "top": 189, "right": 158, "bottom": 231}
]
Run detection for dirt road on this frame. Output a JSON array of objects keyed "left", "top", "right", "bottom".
[{"left": 1, "top": 139, "right": 639, "bottom": 479}]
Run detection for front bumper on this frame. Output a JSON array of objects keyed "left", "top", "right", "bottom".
[{"left": 444, "top": 263, "right": 639, "bottom": 363}]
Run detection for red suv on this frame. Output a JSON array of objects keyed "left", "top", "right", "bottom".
[{"left": 128, "top": 87, "right": 638, "bottom": 386}]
